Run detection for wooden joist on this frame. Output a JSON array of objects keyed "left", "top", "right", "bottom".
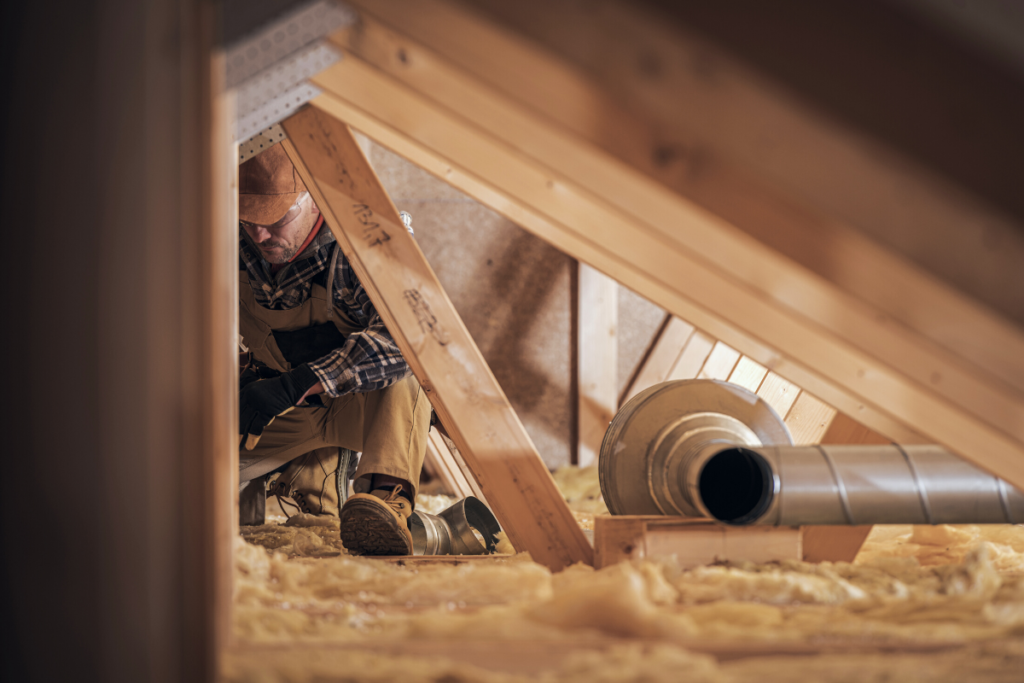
[
  {"left": 280, "top": 108, "right": 592, "bottom": 570},
  {"left": 318, "top": 0, "right": 1024, "bottom": 493}
]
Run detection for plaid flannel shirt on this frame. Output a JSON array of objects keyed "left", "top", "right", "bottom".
[{"left": 239, "top": 223, "right": 410, "bottom": 397}]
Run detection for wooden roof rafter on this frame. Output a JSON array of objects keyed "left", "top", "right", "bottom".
[{"left": 299, "top": 0, "right": 1024, "bottom": 491}]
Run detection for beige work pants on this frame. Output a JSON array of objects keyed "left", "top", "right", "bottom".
[{"left": 238, "top": 373, "right": 429, "bottom": 498}]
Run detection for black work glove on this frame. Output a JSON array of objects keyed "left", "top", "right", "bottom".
[
  {"left": 239, "top": 364, "right": 319, "bottom": 450},
  {"left": 240, "top": 362, "right": 279, "bottom": 390}
]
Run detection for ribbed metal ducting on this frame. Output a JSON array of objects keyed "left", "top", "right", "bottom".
[{"left": 599, "top": 380, "right": 1024, "bottom": 526}]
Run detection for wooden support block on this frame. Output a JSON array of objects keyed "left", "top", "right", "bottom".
[
  {"left": 620, "top": 315, "right": 694, "bottom": 405},
  {"left": 576, "top": 263, "right": 617, "bottom": 467},
  {"left": 280, "top": 107, "right": 592, "bottom": 570},
  {"left": 801, "top": 525, "right": 873, "bottom": 563},
  {"left": 593, "top": 515, "right": 802, "bottom": 569}
]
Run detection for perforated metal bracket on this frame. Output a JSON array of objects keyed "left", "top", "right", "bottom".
[
  {"left": 226, "top": 0, "right": 353, "bottom": 142},
  {"left": 225, "top": 0, "right": 353, "bottom": 88},
  {"left": 239, "top": 124, "right": 288, "bottom": 164}
]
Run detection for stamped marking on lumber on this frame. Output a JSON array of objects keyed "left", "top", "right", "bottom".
[
  {"left": 404, "top": 289, "right": 449, "bottom": 345},
  {"left": 352, "top": 203, "right": 392, "bottom": 247}
]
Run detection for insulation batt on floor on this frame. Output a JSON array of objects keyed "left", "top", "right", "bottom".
[{"left": 228, "top": 466, "right": 1024, "bottom": 682}]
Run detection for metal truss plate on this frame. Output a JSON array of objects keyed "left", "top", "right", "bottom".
[
  {"left": 239, "top": 124, "right": 288, "bottom": 164},
  {"left": 236, "top": 82, "right": 323, "bottom": 142},
  {"left": 225, "top": 0, "right": 354, "bottom": 89},
  {"left": 235, "top": 41, "right": 341, "bottom": 120}
]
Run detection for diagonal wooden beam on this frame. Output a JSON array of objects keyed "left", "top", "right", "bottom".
[
  {"left": 304, "top": 18, "right": 1024, "bottom": 491},
  {"left": 279, "top": 107, "right": 592, "bottom": 570}
]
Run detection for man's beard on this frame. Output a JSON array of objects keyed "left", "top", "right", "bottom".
[{"left": 258, "top": 240, "right": 300, "bottom": 263}]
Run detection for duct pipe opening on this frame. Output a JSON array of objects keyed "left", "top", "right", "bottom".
[{"left": 698, "top": 447, "right": 775, "bottom": 525}]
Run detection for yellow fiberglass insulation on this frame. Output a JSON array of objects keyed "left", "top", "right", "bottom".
[{"left": 232, "top": 465, "right": 1024, "bottom": 682}]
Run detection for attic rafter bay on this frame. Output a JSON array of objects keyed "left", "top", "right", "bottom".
[{"left": 304, "top": 53, "right": 1024, "bottom": 491}]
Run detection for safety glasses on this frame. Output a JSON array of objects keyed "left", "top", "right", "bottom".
[{"left": 240, "top": 191, "right": 311, "bottom": 230}]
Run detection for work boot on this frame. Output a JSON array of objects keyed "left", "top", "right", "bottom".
[
  {"left": 267, "top": 447, "right": 356, "bottom": 518},
  {"left": 339, "top": 486, "right": 414, "bottom": 555}
]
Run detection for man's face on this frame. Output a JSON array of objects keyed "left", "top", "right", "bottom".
[{"left": 241, "top": 193, "right": 318, "bottom": 264}]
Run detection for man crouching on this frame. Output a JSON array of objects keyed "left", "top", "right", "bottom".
[{"left": 235, "top": 143, "right": 429, "bottom": 556}]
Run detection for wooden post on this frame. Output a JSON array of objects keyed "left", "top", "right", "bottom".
[
  {"left": 280, "top": 107, "right": 592, "bottom": 570},
  {"left": 576, "top": 263, "right": 617, "bottom": 466}
]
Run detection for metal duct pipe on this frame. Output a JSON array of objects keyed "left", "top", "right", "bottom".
[
  {"left": 599, "top": 379, "right": 1024, "bottom": 526},
  {"left": 408, "top": 496, "right": 502, "bottom": 555}
]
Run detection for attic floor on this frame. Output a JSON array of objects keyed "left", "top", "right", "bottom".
[{"left": 225, "top": 466, "right": 1024, "bottom": 682}]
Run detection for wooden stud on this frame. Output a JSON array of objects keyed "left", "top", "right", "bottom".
[
  {"left": 280, "top": 107, "right": 592, "bottom": 570},
  {"left": 319, "top": 6, "right": 1024, "bottom": 491},
  {"left": 620, "top": 315, "right": 694, "bottom": 405},
  {"left": 576, "top": 263, "right": 618, "bottom": 467}
]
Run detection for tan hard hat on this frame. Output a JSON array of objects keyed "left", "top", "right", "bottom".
[{"left": 238, "top": 144, "right": 307, "bottom": 225}]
